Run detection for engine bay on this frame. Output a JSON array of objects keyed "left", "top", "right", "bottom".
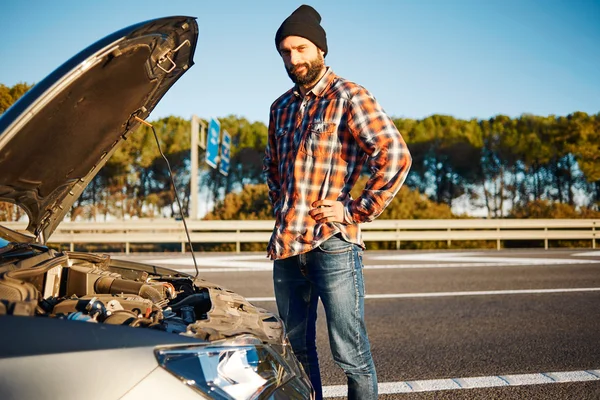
[{"left": 0, "top": 248, "right": 284, "bottom": 344}]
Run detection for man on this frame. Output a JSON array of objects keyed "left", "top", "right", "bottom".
[{"left": 263, "top": 5, "right": 412, "bottom": 399}]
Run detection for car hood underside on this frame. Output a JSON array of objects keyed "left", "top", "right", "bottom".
[{"left": 0, "top": 16, "right": 197, "bottom": 243}]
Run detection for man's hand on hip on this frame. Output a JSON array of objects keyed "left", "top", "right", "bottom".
[{"left": 309, "top": 200, "right": 345, "bottom": 223}]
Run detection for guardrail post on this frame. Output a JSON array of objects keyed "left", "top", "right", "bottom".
[
  {"left": 70, "top": 230, "right": 74, "bottom": 252},
  {"left": 496, "top": 226, "right": 501, "bottom": 251},
  {"left": 396, "top": 226, "right": 401, "bottom": 250},
  {"left": 593, "top": 222, "right": 596, "bottom": 249},
  {"left": 544, "top": 227, "right": 548, "bottom": 250},
  {"left": 447, "top": 228, "right": 451, "bottom": 248},
  {"left": 236, "top": 230, "right": 241, "bottom": 253},
  {"left": 125, "top": 242, "right": 130, "bottom": 255},
  {"left": 181, "top": 242, "right": 185, "bottom": 253}
]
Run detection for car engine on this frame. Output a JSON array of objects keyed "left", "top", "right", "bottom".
[{"left": 0, "top": 247, "right": 284, "bottom": 344}]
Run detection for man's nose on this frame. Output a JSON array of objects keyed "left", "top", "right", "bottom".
[{"left": 289, "top": 51, "right": 302, "bottom": 65}]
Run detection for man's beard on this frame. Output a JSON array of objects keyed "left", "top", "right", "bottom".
[{"left": 286, "top": 53, "right": 325, "bottom": 86}]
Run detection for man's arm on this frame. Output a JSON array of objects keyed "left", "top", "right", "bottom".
[
  {"left": 343, "top": 87, "right": 412, "bottom": 223},
  {"left": 262, "top": 110, "right": 282, "bottom": 217},
  {"left": 309, "top": 88, "right": 411, "bottom": 225}
]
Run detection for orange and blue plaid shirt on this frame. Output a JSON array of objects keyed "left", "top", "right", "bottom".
[{"left": 263, "top": 68, "right": 412, "bottom": 260}]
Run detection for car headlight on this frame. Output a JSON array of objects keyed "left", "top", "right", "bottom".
[{"left": 155, "top": 336, "right": 293, "bottom": 399}]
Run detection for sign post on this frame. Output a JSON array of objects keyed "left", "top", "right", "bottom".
[{"left": 189, "top": 115, "right": 206, "bottom": 220}]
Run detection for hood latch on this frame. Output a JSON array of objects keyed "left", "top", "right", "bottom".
[{"left": 157, "top": 40, "right": 191, "bottom": 74}]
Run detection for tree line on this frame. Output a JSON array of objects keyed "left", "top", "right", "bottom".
[
  {"left": 1, "top": 82, "right": 599, "bottom": 223},
  {"left": 398, "top": 113, "right": 600, "bottom": 217}
]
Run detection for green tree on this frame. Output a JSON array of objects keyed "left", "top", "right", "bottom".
[
  {"left": 72, "top": 116, "right": 194, "bottom": 220},
  {"left": 204, "top": 184, "right": 273, "bottom": 220},
  {"left": 510, "top": 200, "right": 600, "bottom": 219},
  {"left": 478, "top": 115, "right": 521, "bottom": 217},
  {"left": 398, "top": 115, "right": 482, "bottom": 207},
  {"left": 0, "top": 82, "right": 33, "bottom": 114},
  {"left": 569, "top": 112, "right": 600, "bottom": 207}
]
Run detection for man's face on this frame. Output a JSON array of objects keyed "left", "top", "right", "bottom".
[{"left": 279, "top": 36, "right": 325, "bottom": 86}]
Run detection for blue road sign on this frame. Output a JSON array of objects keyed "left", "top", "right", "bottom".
[
  {"left": 219, "top": 130, "right": 231, "bottom": 176},
  {"left": 206, "top": 118, "right": 220, "bottom": 168}
]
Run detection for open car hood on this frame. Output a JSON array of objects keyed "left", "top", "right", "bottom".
[{"left": 0, "top": 16, "right": 198, "bottom": 244}]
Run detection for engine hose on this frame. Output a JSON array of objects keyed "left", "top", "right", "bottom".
[
  {"left": 103, "top": 310, "right": 137, "bottom": 325},
  {"left": 94, "top": 277, "right": 164, "bottom": 304},
  {"left": 138, "top": 284, "right": 163, "bottom": 304},
  {"left": 169, "top": 292, "right": 211, "bottom": 315}
]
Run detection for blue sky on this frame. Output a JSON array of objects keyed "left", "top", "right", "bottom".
[{"left": 1, "top": 0, "right": 598, "bottom": 125}]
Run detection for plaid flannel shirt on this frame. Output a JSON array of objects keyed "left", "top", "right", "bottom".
[{"left": 263, "top": 68, "right": 411, "bottom": 260}]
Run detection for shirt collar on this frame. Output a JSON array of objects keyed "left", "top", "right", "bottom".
[{"left": 293, "top": 67, "right": 336, "bottom": 98}]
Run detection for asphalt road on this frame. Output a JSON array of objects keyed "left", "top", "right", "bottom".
[{"left": 121, "top": 249, "right": 600, "bottom": 399}]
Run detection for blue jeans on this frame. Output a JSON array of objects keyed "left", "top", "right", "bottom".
[{"left": 273, "top": 234, "right": 378, "bottom": 400}]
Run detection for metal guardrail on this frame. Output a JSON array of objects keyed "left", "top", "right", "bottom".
[{"left": 2, "top": 219, "right": 597, "bottom": 253}]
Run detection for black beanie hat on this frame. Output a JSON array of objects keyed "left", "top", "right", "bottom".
[{"left": 275, "top": 4, "right": 328, "bottom": 56}]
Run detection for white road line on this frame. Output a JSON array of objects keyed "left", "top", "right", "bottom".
[
  {"left": 371, "top": 253, "right": 599, "bottom": 265},
  {"left": 573, "top": 251, "right": 600, "bottom": 257},
  {"left": 322, "top": 369, "right": 600, "bottom": 397},
  {"left": 245, "top": 287, "right": 600, "bottom": 302},
  {"left": 366, "top": 260, "right": 600, "bottom": 269}
]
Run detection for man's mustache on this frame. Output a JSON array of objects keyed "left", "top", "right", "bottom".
[{"left": 289, "top": 63, "right": 309, "bottom": 74}]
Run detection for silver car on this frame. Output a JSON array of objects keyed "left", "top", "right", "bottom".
[{"left": 0, "top": 16, "right": 313, "bottom": 400}]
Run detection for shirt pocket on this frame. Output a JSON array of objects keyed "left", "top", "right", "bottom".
[{"left": 301, "top": 122, "right": 337, "bottom": 157}]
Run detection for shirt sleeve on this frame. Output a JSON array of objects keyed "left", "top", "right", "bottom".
[
  {"left": 262, "top": 109, "right": 282, "bottom": 217},
  {"left": 345, "top": 87, "right": 412, "bottom": 223}
]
